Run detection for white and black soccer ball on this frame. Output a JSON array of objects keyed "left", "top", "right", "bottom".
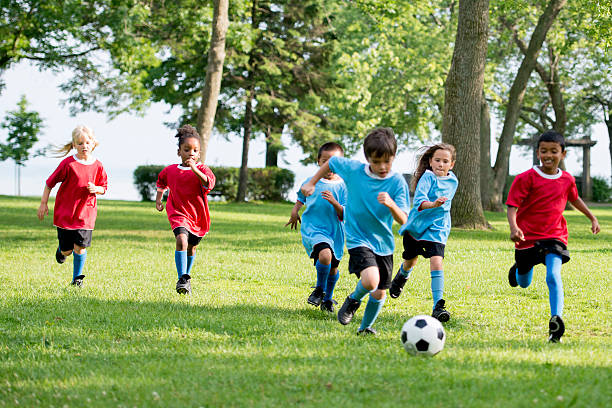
[{"left": 401, "top": 315, "right": 446, "bottom": 357}]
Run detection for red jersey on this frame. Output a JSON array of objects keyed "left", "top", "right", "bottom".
[
  {"left": 156, "top": 163, "right": 216, "bottom": 237},
  {"left": 506, "top": 166, "right": 579, "bottom": 249},
  {"left": 46, "top": 155, "right": 108, "bottom": 230}
]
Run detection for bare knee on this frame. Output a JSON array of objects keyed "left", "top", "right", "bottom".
[
  {"left": 318, "top": 248, "right": 332, "bottom": 265},
  {"left": 73, "top": 245, "right": 86, "bottom": 255},
  {"left": 175, "top": 234, "right": 188, "bottom": 251},
  {"left": 403, "top": 257, "right": 418, "bottom": 270},
  {"left": 430, "top": 256, "right": 443, "bottom": 271}
]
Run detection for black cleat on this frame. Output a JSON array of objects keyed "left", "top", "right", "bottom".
[
  {"left": 508, "top": 263, "right": 518, "bottom": 287},
  {"left": 71, "top": 275, "right": 84, "bottom": 287},
  {"left": 432, "top": 299, "right": 450, "bottom": 322},
  {"left": 389, "top": 269, "right": 409, "bottom": 298},
  {"left": 56, "top": 247, "right": 66, "bottom": 264},
  {"left": 176, "top": 274, "right": 191, "bottom": 294},
  {"left": 320, "top": 299, "right": 336, "bottom": 313},
  {"left": 307, "top": 286, "right": 325, "bottom": 307},
  {"left": 548, "top": 315, "right": 565, "bottom": 343},
  {"left": 357, "top": 327, "right": 377, "bottom": 336},
  {"left": 337, "top": 296, "right": 361, "bottom": 325}
]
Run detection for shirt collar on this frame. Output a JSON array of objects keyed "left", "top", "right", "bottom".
[
  {"left": 364, "top": 164, "right": 393, "bottom": 180},
  {"left": 425, "top": 169, "right": 454, "bottom": 180},
  {"left": 72, "top": 155, "right": 96, "bottom": 165},
  {"left": 532, "top": 165, "right": 562, "bottom": 180}
]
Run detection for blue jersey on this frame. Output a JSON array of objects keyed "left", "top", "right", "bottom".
[
  {"left": 399, "top": 170, "right": 458, "bottom": 244},
  {"left": 297, "top": 177, "right": 347, "bottom": 260},
  {"left": 328, "top": 156, "right": 410, "bottom": 256}
]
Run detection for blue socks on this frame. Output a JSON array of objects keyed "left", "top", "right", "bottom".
[
  {"left": 175, "top": 250, "right": 187, "bottom": 278},
  {"left": 350, "top": 280, "right": 371, "bottom": 302},
  {"left": 399, "top": 264, "right": 413, "bottom": 277},
  {"left": 186, "top": 254, "right": 196, "bottom": 276},
  {"left": 359, "top": 295, "right": 386, "bottom": 331},
  {"left": 323, "top": 271, "right": 339, "bottom": 302},
  {"left": 430, "top": 270, "right": 444, "bottom": 309},
  {"left": 517, "top": 267, "right": 534, "bottom": 288},
  {"left": 315, "top": 260, "right": 331, "bottom": 289},
  {"left": 545, "top": 253, "right": 563, "bottom": 317},
  {"left": 73, "top": 251, "right": 86, "bottom": 280}
]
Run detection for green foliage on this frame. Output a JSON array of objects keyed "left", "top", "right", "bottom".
[
  {"left": 592, "top": 176, "right": 612, "bottom": 202},
  {"left": 133, "top": 165, "right": 165, "bottom": 201},
  {"left": 0, "top": 95, "right": 44, "bottom": 166}
]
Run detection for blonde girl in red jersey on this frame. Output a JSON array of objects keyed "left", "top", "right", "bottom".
[
  {"left": 156, "top": 125, "right": 216, "bottom": 294},
  {"left": 37, "top": 125, "right": 108, "bottom": 287}
]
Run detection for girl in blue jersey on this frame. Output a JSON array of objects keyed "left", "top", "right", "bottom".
[
  {"left": 389, "top": 143, "right": 457, "bottom": 322},
  {"left": 286, "top": 143, "right": 347, "bottom": 312}
]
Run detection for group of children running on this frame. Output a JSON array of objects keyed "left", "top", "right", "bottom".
[{"left": 38, "top": 125, "right": 600, "bottom": 343}]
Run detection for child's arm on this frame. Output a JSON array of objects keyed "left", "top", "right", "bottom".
[
  {"left": 87, "top": 182, "right": 106, "bottom": 195},
  {"left": 378, "top": 192, "right": 408, "bottom": 225},
  {"left": 322, "top": 190, "right": 343, "bottom": 221},
  {"left": 418, "top": 197, "right": 448, "bottom": 211},
  {"left": 507, "top": 206, "right": 525, "bottom": 242},
  {"left": 285, "top": 201, "right": 304, "bottom": 230},
  {"left": 301, "top": 162, "right": 331, "bottom": 197},
  {"left": 188, "top": 159, "right": 210, "bottom": 187},
  {"left": 37, "top": 185, "right": 52, "bottom": 220},
  {"left": 155, "top": 190, "right": 165, "bottom": 212},
  {"left": 570, "top": 197, "right": 600, "bottom": 234}
]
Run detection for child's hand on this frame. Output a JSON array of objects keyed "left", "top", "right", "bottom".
[
  {"left": 285, "top": 211, "right": 301, "bottom": 230},
  {"left": 432, "top": 197, "right": 448, "bottom": 208},
  {"left": 321, "top": 190, "right": 338, "bottom": 205},
  {"left": 187, "top": 157, "right": 198, "bottom": 168},
  {"left": 591, "top": 218, "right": 600, "bottom": 234},
  {"left": 156, "top": 201, "right": 164, "bottom": 212},
  {"left": 510, "top": 227, "right": 525, "bottom": 243},
  {"left": 87, "top": 182, "right": 99, "bottom": 194},
  {"left": 37, "top": 203, "right": 48, "bottom": 220},
  {"left": 377, "top": 192, "right": 394, "bottom": 207},
  {"left": 301, "top": 182, "right": 315, "bottom": 197}
]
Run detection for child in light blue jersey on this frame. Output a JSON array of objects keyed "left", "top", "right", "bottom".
[
  {"left": 301, "top": 128, "right": 410, "bottom": 335},
  {"left": 286, "top": 142, "right": 347, "bottom": 312},
  {"left": 389, "top": 144, "right": 457, "bottom": 322}
]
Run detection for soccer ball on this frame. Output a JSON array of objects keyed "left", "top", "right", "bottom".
[{"left": 401, "top": 315, "right": 446, "bottom": 357}]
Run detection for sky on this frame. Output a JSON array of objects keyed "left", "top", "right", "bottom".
[{"left": 0, "top": 61, "right": 610, "bottom": 202}]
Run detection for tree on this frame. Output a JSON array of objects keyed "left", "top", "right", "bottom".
[
  {"left": 0, "top": 95, "right": 44, "bottom": 195},
  {"left": 441, "top": 0, "right": 489, "bottom": 228}
]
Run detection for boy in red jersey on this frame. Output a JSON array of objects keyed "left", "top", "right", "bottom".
[
  {"left": 506, "top": 131, "right": 600, "bottom": 342},
  {"left": 156, "top": 125, "right": 216, "bottom": 294},
  {"left": 38, "top": 125, "right": 108, "bottom": 287}
]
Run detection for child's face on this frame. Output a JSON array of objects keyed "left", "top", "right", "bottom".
[
  {"left": 537, "top": 141, "right": 566, "bottom": 174},
  {"left": 429, "top": 149, "right": 454, "bottom": 177},
  {"left": 178, "top": 137, "right": 201, "bottom": 166},
  {"left": 318, "top": 148, "right": 343, "bottom": 179},
  {"left": 73, "top": 135, "right": 95, "bottom": 160},
  {"left": 367, "top": 153, "right": 395, "bottom": 178}
]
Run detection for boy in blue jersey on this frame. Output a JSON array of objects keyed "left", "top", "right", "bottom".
[
  {"left": 286, "top": 142, "right": 347, "bottom": 312},
  {"left": 389, "top": 144, "right": 458, "bottom": 322},
  {"left": 301, "top": 128, "right": 410, "bottom": 335}
]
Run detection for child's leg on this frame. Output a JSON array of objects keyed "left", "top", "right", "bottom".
[
  {"left": 516, "top": 267, "right": 534, "bottom": 288},
  {"left": 72, "top": 244, "right": 87, "bottom": 280},
  {"left": 545, "top": 253, "right": 563, "bottom": 317},
  {"left": 359, "top": 288, "right": 386, "bottom": 331},
  {"left": 401, "top": 257, "right": 418, "bottom": 277},
  {"left": 430, "top": 256, "right": 444, "bottom": 308},
  {"left": 175, "top": 233, "right": 188, "bottom": 278},
  {"left": 322, "top": 267, "right": 339, "bottom": 302},
  {"left": 186, "top": 244, "right": 197, "bottom": 276},
  {"left": 315, "top": 248, "right": 333, "bottom": 290}
]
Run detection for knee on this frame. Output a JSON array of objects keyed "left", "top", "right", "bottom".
[
  {"left": 371, "top": 289, "right": 386, "bottom": 301},
  {"left": 318, "top": 249, "right": 332, "bottom": 265},
  {"left": 430, "top": 256, "right": 443, "bottom": 271},
  {"left": 73, "top": 245, "right": 86, "bottom": 255}
]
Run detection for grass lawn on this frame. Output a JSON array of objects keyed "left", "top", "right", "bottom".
[{"left": 0, "top": 195, "right": 610, "bottom": 407}]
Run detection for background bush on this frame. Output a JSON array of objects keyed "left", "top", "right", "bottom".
[
  {"left": 133, "top": 165, "right": 295, "bottom": 202},
  {"left": 592, "top": 176, "right": 612, "bottom": 202}
]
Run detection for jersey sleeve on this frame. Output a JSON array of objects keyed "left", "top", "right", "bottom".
[
  {"left": 412, "top": 172, "right": 434, "bottom": 211},
  {"left": 338, "top": 182, "right": 348, "bottom": 208},
  {"left": 46, "top": 159, "right": 68, "bottom": 189},
  {"left": 96, "top": 163, "right": 108, "bottom": 193},
  {"left": 442, "top": 175, "right": 458, "bottom": 211},
  {"left": 506, "top": 171, "right": 530, "bottom": 208},
  {"left": 199, "top": 164, "right": 216, "bottom": 192},
  {"left": 156, "top": 167, "right": 168, "bottom": 192},
  {"left": 566, "top": 174, "right": 579, "bottom": 202},
  {"left": 328, "top": 156, "right": 350, "bottom": 180},
  {"left": 392, "top": 176, "right": 411, "bottom": 215}
]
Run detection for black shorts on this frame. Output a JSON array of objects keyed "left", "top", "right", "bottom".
[
  {"left": 173, "top": 227, "right": 203, "bottom": 246},
  {"left": 348, "top": 246, "right": 394, "bottom": 290},
  {"left": 310, "top": 242, "right": 340, "bottom": 269},
  {"left": 57, "top": 228, "right": 92, "bottom": 251},
  {"left": 402, "top": 233, "right": 445, "bottom": 259},
  {"left": 515, "top": 240, "right": 570, "bottom": 275}
]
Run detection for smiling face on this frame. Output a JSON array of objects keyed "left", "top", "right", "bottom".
[
  {"left": 318, "top": 148, "right": 343, "bottom": 179},
  {"left": 429, "top": 149, "right": 454, "bottom": 177},
  {"left": 178, "top": 136, "right": 201, "bottom": 166},
  {"left": 536, "top": 141, "right": 566, "bottom": 174},
  {"left": 367, "top": 153, "right": 395, "bottom": 178},
  {"left": 73, "top": 135, "right": 95, "bottom": 160}
]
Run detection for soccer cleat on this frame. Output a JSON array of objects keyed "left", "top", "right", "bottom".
[
  {"left": 357, "top": 327, "right": 377, "bottom": 336},
  {"left": 55, "top": 247, "right": 66, "bottom": 264},
  {"left": 548, "top": 315, "right": 565, "bottom": 343},
  {"left": 508, "top": 263, "right": 518, "bottom": 287},
  {"left": 432, "top": 299, "right": 450, "bottom": 322},
  {"left": 389, "top": 268, "right": 409, "bottom": 298},
  {"left": 71, "top": 275, "right": 84, "bottom": 287},
  {"left": 176, "top": 274, "right": 191, "bottom": 294},
  {"left": 307, "top": 286, "right": 325, "bottom": 307},
  {"left": 320, "top": 299, "right": 336, "bottom": 313},
  {"left": 337, "top": 296, "right": 361, "bottom": 325}
]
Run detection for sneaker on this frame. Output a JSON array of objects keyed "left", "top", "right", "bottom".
[
  {"left": 176, "top": 274, "right": 191, "bottom": 294},
  {"left": 56, "top": 247, "right": 66, "bottom": 264},
  {"left": 432, "top": 299, "right": 450, "bottom": 322},
  {"left": 337, "top": 296, "right": 361, "bottom": 325},
  {"left": 508, "top": 263, "right": 518, "bottom": 287},
  {"left": 357, "top": 327, "right": 377, "bottom": 336},
  {"left": 389, "top": 269, "right": 409, "bottom": 298},
  {"left": 71, "top": 275, "right": 84, "bottom": 287},
  {"left": 548, "top": 315, "right": 565, "bottom": 343},
  {"left": 320, "top": 299, "right": 336, "bottom": 313},
  {"left": 307, "top": 286, "right": 325, "bottom": 307}
]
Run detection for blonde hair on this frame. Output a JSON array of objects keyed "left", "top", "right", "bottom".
[{"left": 54, "top": 125, "right": 99, "bottom": 157}]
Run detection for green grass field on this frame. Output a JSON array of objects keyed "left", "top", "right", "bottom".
[{"left": 1, "top": 195, "right": 610, "bottom": 407}]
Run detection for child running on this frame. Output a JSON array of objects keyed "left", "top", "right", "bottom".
[
  {"left": 389, "top": 144, "right": 458, "bottom": 322},
  {"left": 37, "top": 125, "right": 108, "bottom": 287},
  {"left": 156, "top": 125, "right": 216, "bottom": 295},
  {"left": 286, "top": 142, "right": 347, "bottom": 312},
  {"left": 301, "top": 128, "right": 410, "bottom": 335},
  {"left": 506, "top": 131, "right": 599, "bottom": 342}
]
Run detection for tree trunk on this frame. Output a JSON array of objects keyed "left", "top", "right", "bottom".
[
  {"left": 237, "top": 86, "right": 254, "bottom": 202},
  {"left": 480, "top": 95, "right": 493, "bottom": 209},
  {"left": 265, "top": 126, "right": 279, "bottom": 167},
  {"left": 487, "top": 0, "right": 567, "bottom": 211},
  {"left": 441, "top": 0, "right": 489, "bottom": 229},
  {"left": 196, "top": 0, "right": 229, "bottom": 162}
]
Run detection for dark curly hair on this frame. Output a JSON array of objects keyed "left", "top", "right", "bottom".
[
  {"left": 175, "top": 124, "right": 201, "bottom": 147},
  {"left": 363, "top": 127, "right": 397, "bottom": 159}
]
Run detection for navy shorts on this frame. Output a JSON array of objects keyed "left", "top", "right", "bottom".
[
  {"left": 57, "top": 228, "right": 92, "bottom": 251},
  {"left": 173, "top": 227, "right": 203, "bottom": 246},
  {"left": 310, "top": 242, "right": 340, "bottom": 269},
  {"left": 402, "top": 233, "right": 445, "bottom": 259},
  {"left": 348, "top": 246, "right": 394, "bottom": 290},
  {"left": 515, "top": 240, "right": 570, "bottom": 274}
]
